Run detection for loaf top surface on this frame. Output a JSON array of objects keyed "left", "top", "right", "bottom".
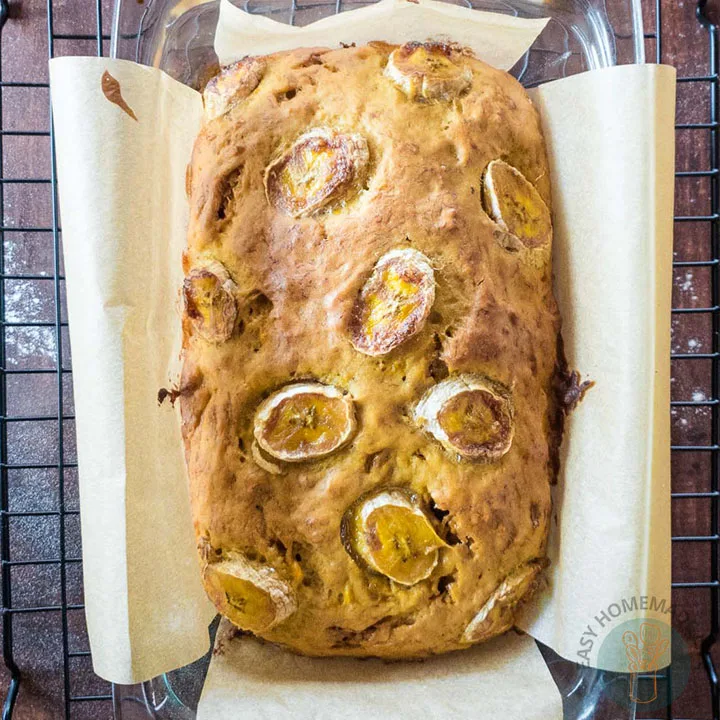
[{"left": 180, "top": 41, "right": 561, "bottom": 658}]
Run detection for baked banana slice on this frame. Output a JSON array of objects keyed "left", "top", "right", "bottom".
[
  {"left": 482, "top": 159, "right": 552, "bottom": 250},
  {"left": 183, "top": 260, "right": 238, "bottom": 343},
  {"left": 462, "top": 561, "right": 543, "bottom": 643},
  {"left": 253, "top": 382, "right": 357, "bottom": 463},
  {"left": 385, "top": 42, "right": 472, "bottom": 101},
  {"left": 414, "top": 374, "right": 514, "bottom": 461},
  {"left": 349, "top": 248, "right": 435, "bottom": 356},
  {"left": 203, "top": 57, "right": 265, "bottom": 121},
  {"left": 341, "top": 489, "right": 445, "bottom": 586},
  {"left": 265, "top": 127, "right": 369, "bottom": 217},
  {"left": 204, "top": 553, "right": 296, "bottom": 633}
]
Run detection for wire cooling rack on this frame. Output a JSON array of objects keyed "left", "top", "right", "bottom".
[{"left": 0, "top": 0, "right": 717, "bottom": 718}]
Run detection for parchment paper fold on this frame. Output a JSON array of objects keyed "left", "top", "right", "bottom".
[
  {"left": 50, "top": 58, "right": 215, "bottom": 683},
  {"left": 199, "top": 625, "right": 562, "bottom": 720},
  {"left": 215, "top": 0, "right": 548, "bottom": 69}
]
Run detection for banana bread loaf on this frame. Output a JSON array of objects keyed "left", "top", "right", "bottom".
[{"left": 180, "top": 40, "right": 561, "bottom": 658}]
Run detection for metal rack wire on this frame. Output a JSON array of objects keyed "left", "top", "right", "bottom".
[
  {"left": 663, "top": 1, "right": 720, "bottom": 718},
  {"left": 0, "top": 0, "right": 111, "bottom": 715},
  {"left": 0, "top": 0, "right": 717, "bottom": 718}
]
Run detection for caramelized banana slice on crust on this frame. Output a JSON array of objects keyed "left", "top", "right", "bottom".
[
  {"left": 254, "top": 382, "right": 357, "bottom": 463},
  {"left": 265, "top": 128, "right": 369, "bottom": 217},
  {"left": 414, "top": 375, "right": 514, "bottom": 461},
  {"left": 203, "top": 57, "right": 265, "bottom": 121},
  {"left": 341, "top": 489, "right": 445, "bottom": 586},
  {"left": 385, "top": 42, "right": 472, "bottom": 101},
  {"left": 462, "top": 561, "right": 544, "bottom": 643},
  {"left": 183, "top": 260, "right": 238, "bottom": 343},
  {"left": 349, "top": 248, "right": 435, "bottom": 356},
  {"left": 204, "top": 553, "right": 296, "bottom": 633},
  {"left": 482, "top": 160, "right": 552, "bottom": 250}
]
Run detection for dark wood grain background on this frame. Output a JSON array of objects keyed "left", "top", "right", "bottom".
[{"left": 0, "top": 0, "right": 717, "bottom": 717}]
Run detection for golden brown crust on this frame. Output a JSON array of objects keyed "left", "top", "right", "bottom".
[
  {"left": 202, "top": 57, "right": 266, "bottom": 121},
  {"left": 264, "top": 127, "right": 369, "bottom": 217},
  {"left": 181, "top": 42, "right": 561, "bottom": 658}
]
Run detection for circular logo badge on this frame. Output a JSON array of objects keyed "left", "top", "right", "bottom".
[{"left": 597, "top": 618, "right": 691, "bottom": 711}]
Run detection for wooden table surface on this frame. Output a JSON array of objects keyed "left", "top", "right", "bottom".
[{"left": 0, "top": 0, "right": 718, "bottom": 717}]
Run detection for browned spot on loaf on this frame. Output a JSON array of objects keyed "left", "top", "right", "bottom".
[
  {"left": 158, "top": 387, "right": 181, "bottom": 406},
  {"left": 158, "top": 376, "right": 201, "bottom": 406},
  {"left": 101, "top": 71, "right": 138, "bottom": 121},
  {"left": 530, "top": 502, "right": 541, "bottom": 528},
  {"left": 555, "top": 369, "right": 595, "bottom": 413}
]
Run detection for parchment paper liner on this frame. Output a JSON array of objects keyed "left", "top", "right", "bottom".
[{"left": 48, "top": 0, "right": 674, "bottom": 710}]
